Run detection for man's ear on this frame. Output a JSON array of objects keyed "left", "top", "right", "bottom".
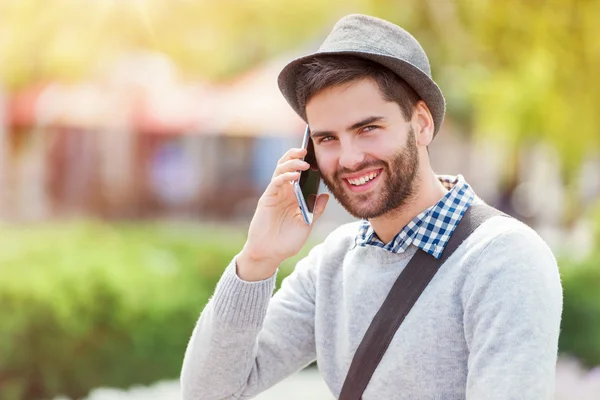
[{"left": 412, "top": 100, "right": 435, "bottom": 147}]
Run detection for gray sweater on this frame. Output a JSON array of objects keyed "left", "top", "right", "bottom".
[{"left": 181, "top": 216, "right": 563, "bottom": 399}]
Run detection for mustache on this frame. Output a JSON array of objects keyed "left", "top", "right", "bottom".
[{"left": 335, "top": 160, "right": 386, "bottom": 177}]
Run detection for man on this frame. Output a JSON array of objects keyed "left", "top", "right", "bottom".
[{"left": 181, "top": 14, "right": 562, "bottom": 399}]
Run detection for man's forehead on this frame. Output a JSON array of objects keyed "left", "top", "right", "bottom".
[
  {"left": 307, "top": 79, "right": 396, "bottom": 114},
  {"left": 310, "top": 77, "right": 383, "bottom": 101}
]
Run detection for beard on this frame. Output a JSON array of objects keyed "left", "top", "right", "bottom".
[{"left": 320, "top": 128, "right": 420, "bottom": 220}]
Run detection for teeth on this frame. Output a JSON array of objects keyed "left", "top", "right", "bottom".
[{"left": 348, "top": 171, "right": 379, "bottom": 186}]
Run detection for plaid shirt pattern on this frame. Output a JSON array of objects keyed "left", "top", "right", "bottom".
[{"left": 356, "top": 175, "right": 475, "bottom": 259}]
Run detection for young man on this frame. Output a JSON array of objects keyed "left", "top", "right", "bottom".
[{"left": 181, "top": 14, "right": 562, "bottom": 400}]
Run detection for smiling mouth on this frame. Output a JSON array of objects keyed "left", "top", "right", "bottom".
[{"left": 345, "top": 170, "right": 381, "bottom": 186}]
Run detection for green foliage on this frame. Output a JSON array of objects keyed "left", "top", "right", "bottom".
[
  {"left": 1, "top": 219, "right": 600, "bottom": 398},
  {"left": 559, "top": 253, "right": 600, "bottom": 368},
  {"left": 459, "top": 0, "right": 600, "bottom": 177},
  {"left": 0, "top": 221, "right": 306, "bottom": 400},
  {"left": 559, "top": 206, "right": 600, "bottom": 367}
]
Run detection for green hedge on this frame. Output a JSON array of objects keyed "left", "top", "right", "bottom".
[
  {"left": 1, "top": 220, "right": 600, "bottom": 399},
  {"left": 0, "top": 222, "right": 305, "bottom": 400},
  {"left": 559, "top": 252, "right": 600, "bottom": 368},
  {"left": 558, "top": 206, "right": 600, "bottom": 368}
]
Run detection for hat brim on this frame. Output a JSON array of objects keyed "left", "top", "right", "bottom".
[{"left": 277, "top": 50, "right": 446, "bottom": 137}]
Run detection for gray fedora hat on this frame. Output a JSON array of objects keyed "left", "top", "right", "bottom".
[{"left": 278, "top": 14, "right": 446, "bottom": 137}]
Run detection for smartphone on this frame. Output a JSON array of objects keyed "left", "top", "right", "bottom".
[{"left": 294, "top": 125, "right": 322, "bottom": 225}]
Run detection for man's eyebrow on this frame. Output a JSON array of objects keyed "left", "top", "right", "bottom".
[
  {"left": 347, "top": 116, "right": 386, "bottom": 131},
  {"left": 310, "top": 116, "right": 387, "bottom": 139}
]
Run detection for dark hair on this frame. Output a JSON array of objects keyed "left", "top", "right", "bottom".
[{"left": 296, "top": 55, "right": 421, "bottom": 121}]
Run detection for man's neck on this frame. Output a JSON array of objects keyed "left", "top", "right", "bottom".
[{"left": 368, "top": 171, "right": 448, "bottom": 244}]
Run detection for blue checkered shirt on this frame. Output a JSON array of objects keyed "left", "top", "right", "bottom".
[{"left": 356, "top": 175, "right": 475, "bottom": 259}]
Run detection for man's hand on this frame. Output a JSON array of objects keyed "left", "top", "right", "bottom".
[{"left": 237, "top": 148, "right": 329, "bottom": 281}]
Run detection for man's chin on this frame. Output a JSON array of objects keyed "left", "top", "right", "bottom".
[
  {"left": 327, "top": 188, "right": 380, "bottom": 219},
  {"left": 341, "top": 202, "right": 387, "bottom": 220}
]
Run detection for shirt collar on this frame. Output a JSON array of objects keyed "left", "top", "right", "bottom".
[{"left": 356, "top": 175, "right": 475, "bottom": 259}]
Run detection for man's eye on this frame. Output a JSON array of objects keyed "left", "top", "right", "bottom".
[
  {"left": 320, "top": 136, "right": 336, "bottom": 143},
  {"left": 362, "top": 125, "right": 378, "bottom": 132}
]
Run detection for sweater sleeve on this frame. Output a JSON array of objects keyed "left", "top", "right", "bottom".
[
  {"left": 180, "top": 244, "right": 322, "bottom": 400},
  {"left": 462, "top": 227, "right": 563, "bottom": 400}
]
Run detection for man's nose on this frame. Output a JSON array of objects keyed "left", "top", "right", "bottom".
[{"left": 338, "top": 142, "right": 365, "bottom": 171}]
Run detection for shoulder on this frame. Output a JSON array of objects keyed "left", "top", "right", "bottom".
[
  {"left": 459, "top": 213, "right": 563, "bottom": 341},
  {"left": 460, "top": 211, "right": 562, "bottom": 301},
  {"left": 456, "top": 198, "right": 556, "bottom": 265},
  {"left": 471, "top": 214, "right": 556, "bottom": 265}
]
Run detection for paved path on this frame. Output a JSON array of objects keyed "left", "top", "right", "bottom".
[
  {"left": 56, "top": 357, "right": 600, "bottom": 400},
  {"left": 79, "top": 368, "right": 333, "bottom": 400}
]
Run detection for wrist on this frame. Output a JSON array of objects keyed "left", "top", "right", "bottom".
[{"left": 236, "top": 249, "right": 281, "bottom": 282}]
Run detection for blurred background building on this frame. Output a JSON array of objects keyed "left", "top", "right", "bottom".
[{"left": 1, "top": 1, "right": 598, "bottom": 254}]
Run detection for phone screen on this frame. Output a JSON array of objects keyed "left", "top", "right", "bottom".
[{"left": 298, "top": 129, "right": 321, "bottom": 214}]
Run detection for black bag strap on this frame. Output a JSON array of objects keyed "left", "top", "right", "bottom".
[{"left": 338, "top": 203, "right": 506, "bottom": 400}]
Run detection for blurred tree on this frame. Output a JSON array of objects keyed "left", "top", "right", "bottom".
[
  {"left": 460, "top": 0, "right": 599, "bottom": 172},
  {"left": 455, "top": 0, "right": 600, "bottom": 222}
]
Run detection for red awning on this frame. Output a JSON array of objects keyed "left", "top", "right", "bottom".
[{"left": 5, "top": 84, "right": 48, "bottom": 129}]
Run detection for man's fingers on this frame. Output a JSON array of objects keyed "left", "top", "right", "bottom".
[
  {"left": 272, "top": 159, "right": 309, "bottom": 179},
  {"left": 269, "top": 171, "right": 300, "bottom": 190},
  {"left": 277, "top": 148, "right": 307, "bottom": 166}
]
